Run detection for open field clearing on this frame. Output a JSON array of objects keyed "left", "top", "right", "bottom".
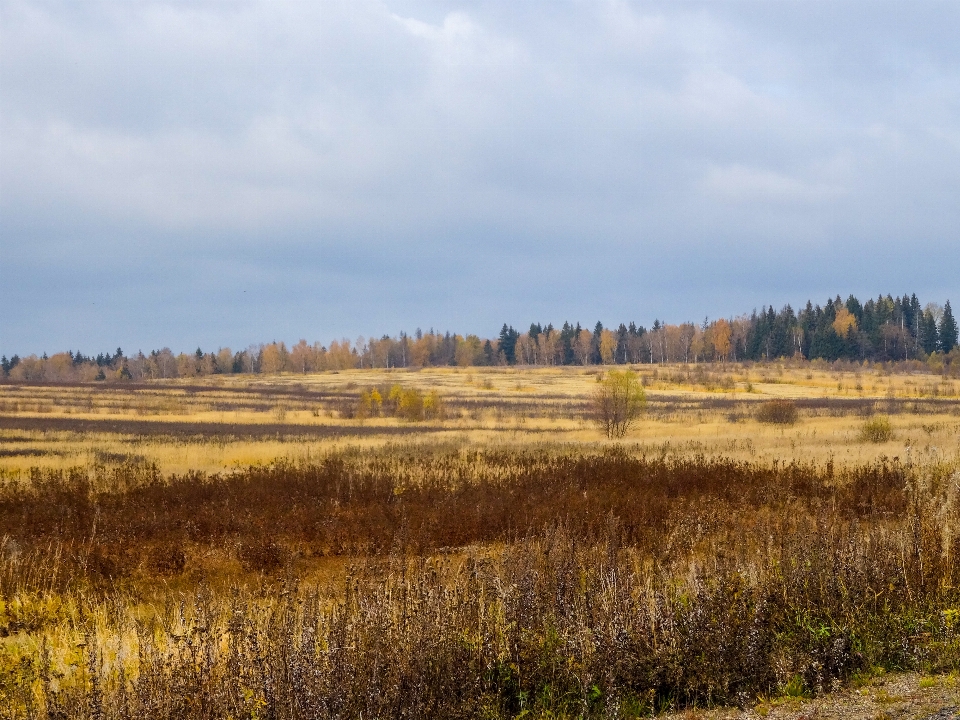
[
  {"left": 2, "top": 363, "right": 960, "bottom": 718},
  {"left": 1, "top": 364, "right": 959, "bottom": 475}
]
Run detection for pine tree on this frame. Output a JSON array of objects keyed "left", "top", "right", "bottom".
[{"left": 940, "top": 300, "right": 958, "bottom": 353}]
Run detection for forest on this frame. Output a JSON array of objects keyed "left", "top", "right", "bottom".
[{"left": 2, "top": 292, "right": 958, "bottom": 383}]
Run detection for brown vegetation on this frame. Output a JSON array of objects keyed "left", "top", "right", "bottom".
[
  {"left": 755, "top": 399, "right": 799, "bottom": 425},
  {"left": 2, "top": 366, "right": 960, "bottom": 717},
  {"left": 3, "top": 448, "right": 960, "bottom": 717}
]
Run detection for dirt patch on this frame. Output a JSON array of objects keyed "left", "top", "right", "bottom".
[
  {"left": 0, "top": 448, "right": 54, "bottom": 457},
  {"left": 0, "top": 415, "right": 447, "bottom": 439},
  {"left": 664, "top": 673, "right": 960, "bottom": 719}
]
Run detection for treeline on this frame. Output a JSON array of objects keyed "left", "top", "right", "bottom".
[{"left": 2, "top": 292, "right": 958, "bottom": 382}]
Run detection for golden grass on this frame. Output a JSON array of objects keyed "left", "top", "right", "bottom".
[
  {"left": 1, "top": 363, "right": 959, "bottom": 475},
  {"left": 2, "top": 361, "right": 960, "bottom": 716}
]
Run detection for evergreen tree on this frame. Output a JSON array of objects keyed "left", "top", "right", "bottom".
[
  {"left": 745, "top": 310, "right": 764, "bottom": 360},
  {"left": 498, "top": 324, "right": 519, "bottom": 364},
  {"left": 920, "top": 310, "right": 939, "bottom": 355},
  {"left": 940, "top": 300, "right": 958, "bottom": 353},
  {"left": 591, "top": 322, "right": 604, "bottom": 364},
  {"left": 616, "top": 323, "right": 629, "bottom": 364},
  {"left": 482, "top": 340, "right": 495, "bottom": 365},
  {"left": 845, "top": 295, "right": 863, "bottom": 323},
  {"left": 798, "top": 301, "right": 817, "bottom": 359},
  {"left": 808, "top": 299, "right": 843, "bottom": 361},
  {"left": 559, "top": 322, "right": 576, "bottom": 365}
]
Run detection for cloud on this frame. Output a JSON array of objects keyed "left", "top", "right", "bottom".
[
  {"left": 701, "top": 164, "right": 848, "bottom": 204},
  {"left": 2, "top": 1, "right": 959, "bottom": 353}
]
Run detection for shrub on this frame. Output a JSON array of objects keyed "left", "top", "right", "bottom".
[
  {"left": 390, "top": 385, "right": 424, "bottom": 421},
  {"left": 355, "top": 388, "right": 383, "bottom": 419},
  {"left": 85, "top": 544, "right": 137, "bottom": 579},
  {"left": 755, "top": 399, "right": 798, "bottom": 424},
  {"left": 422, "top": 389, "right": 444, "bottom": 420},
  {"left": 591, "top": 369, "right": 646, "bottom": 438},
  {"left": 236, "top": 539, "right": 287, "bottom": 574},
  {"left": 386, "top": 385, "right": 444, "bottom": 421},
  {"left": 860, "top": 416, "right": 893, "bottom": 443},
  {"left": 150, "top": 545, "right": 186, "bottom": 576}
]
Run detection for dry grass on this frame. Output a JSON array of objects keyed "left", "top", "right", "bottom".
[
  {"left": 2, "top": 364, "right": 960, "bottom": 717},
  {"left": 1, "top": 364, "right": 959, "bottom": 475},
  {"left": 2, "top": 449, "right": 960, "bottom": 717}
]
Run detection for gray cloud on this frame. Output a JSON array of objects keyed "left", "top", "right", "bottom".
[{"left": 2, "top": 0, "right": 959, "bottom": 354}]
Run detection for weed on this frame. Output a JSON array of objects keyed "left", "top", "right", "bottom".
[
  {"left": 236, "top": 539, "right": 287, "bottom": 574},
  {"left": 860, "top": 416, "right": 893, "bottom": 443},
  {"left": 148, "top": 545, "right": 186, "bottom": 576}
]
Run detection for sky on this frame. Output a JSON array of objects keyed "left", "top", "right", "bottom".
[{"left": 2, "top": 0, "right": 959, "bottom": 356}]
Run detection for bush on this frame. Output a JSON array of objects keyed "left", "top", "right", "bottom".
[
  {"left": 860, "top": 416, "right": 893, "bottom": 443},
  {"left": 85, "top": 544, "right": 137, "bottom": 579},
  {"left": 386, "top": 385, "right": 444, "bottom": 421},
  {"left": 355, "top": 388, "right": 383, "bottom": 419},
  {"left": 755, "top": 399, "right": 798, "bottom": 424},
  {"left": 591, "top": 369, "right": 646, "bottom": 438},
  {"left": 150, "top": 545, "right": 186, "bottom": 576},
  {"left": 237, "top": 539, "right": 287, "bottom": 574}
]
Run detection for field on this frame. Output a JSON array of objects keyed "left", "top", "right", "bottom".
[
  {"left": 2, "top": 362, "right": 960, "bottom": 718},
  {"left": 2, "top": 363, "right": 959, "bottom": 475}
]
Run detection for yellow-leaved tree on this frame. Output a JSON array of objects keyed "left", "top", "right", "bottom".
[
  {"left": 591, "top": 369, "right": 646, "bottom": 439},
  {"left": 833, "top": 307, "right": 857, "bottom": 337},
  {"left": 574, "top": 329, "right": 593, "bottom": 365},
  {"left": 599, "top": 329, "right": 617, "bottom": 364},
  {"left": 712, "top": 318, "right": 731, "bottom": 362}
]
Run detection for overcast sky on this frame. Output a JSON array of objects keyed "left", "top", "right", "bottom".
[{"left": 2, "top": 1, "right": 959, "bottom": 355}]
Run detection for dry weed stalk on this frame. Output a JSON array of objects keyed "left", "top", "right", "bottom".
[{"left": 2, "top": 450, "right": 960, "bottom": 718}]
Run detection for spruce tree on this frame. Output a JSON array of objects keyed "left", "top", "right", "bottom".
[
  {"left": 921, "top": 310, "right": 939, "bottom": 355},
  {"left": 498, "top": 324, "right": 519, "bottom": 364},
  {"left": 591, "top": 321, "right": 604, "bottom": 364},
  {"left": 940, "top": 300, "right": 958, "bottom": 353}
]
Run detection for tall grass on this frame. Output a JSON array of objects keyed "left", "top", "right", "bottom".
[
  {"left": 2, "top": 449, "right": 960, "bottom": 718},
  {"left": 0, "top": 451, "right": 920, "bottom": 573}
]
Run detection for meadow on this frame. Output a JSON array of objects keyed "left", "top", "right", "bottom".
[
  {"left": 1, "top": 362, "right": 958, "bottom": 475},
  {"left": 2, "top": 362, "right": 960, "bottom": 718}
]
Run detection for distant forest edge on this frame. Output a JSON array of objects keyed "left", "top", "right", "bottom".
[{"left": 3, "top": 293, "right": 959, "bottom": 382}]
